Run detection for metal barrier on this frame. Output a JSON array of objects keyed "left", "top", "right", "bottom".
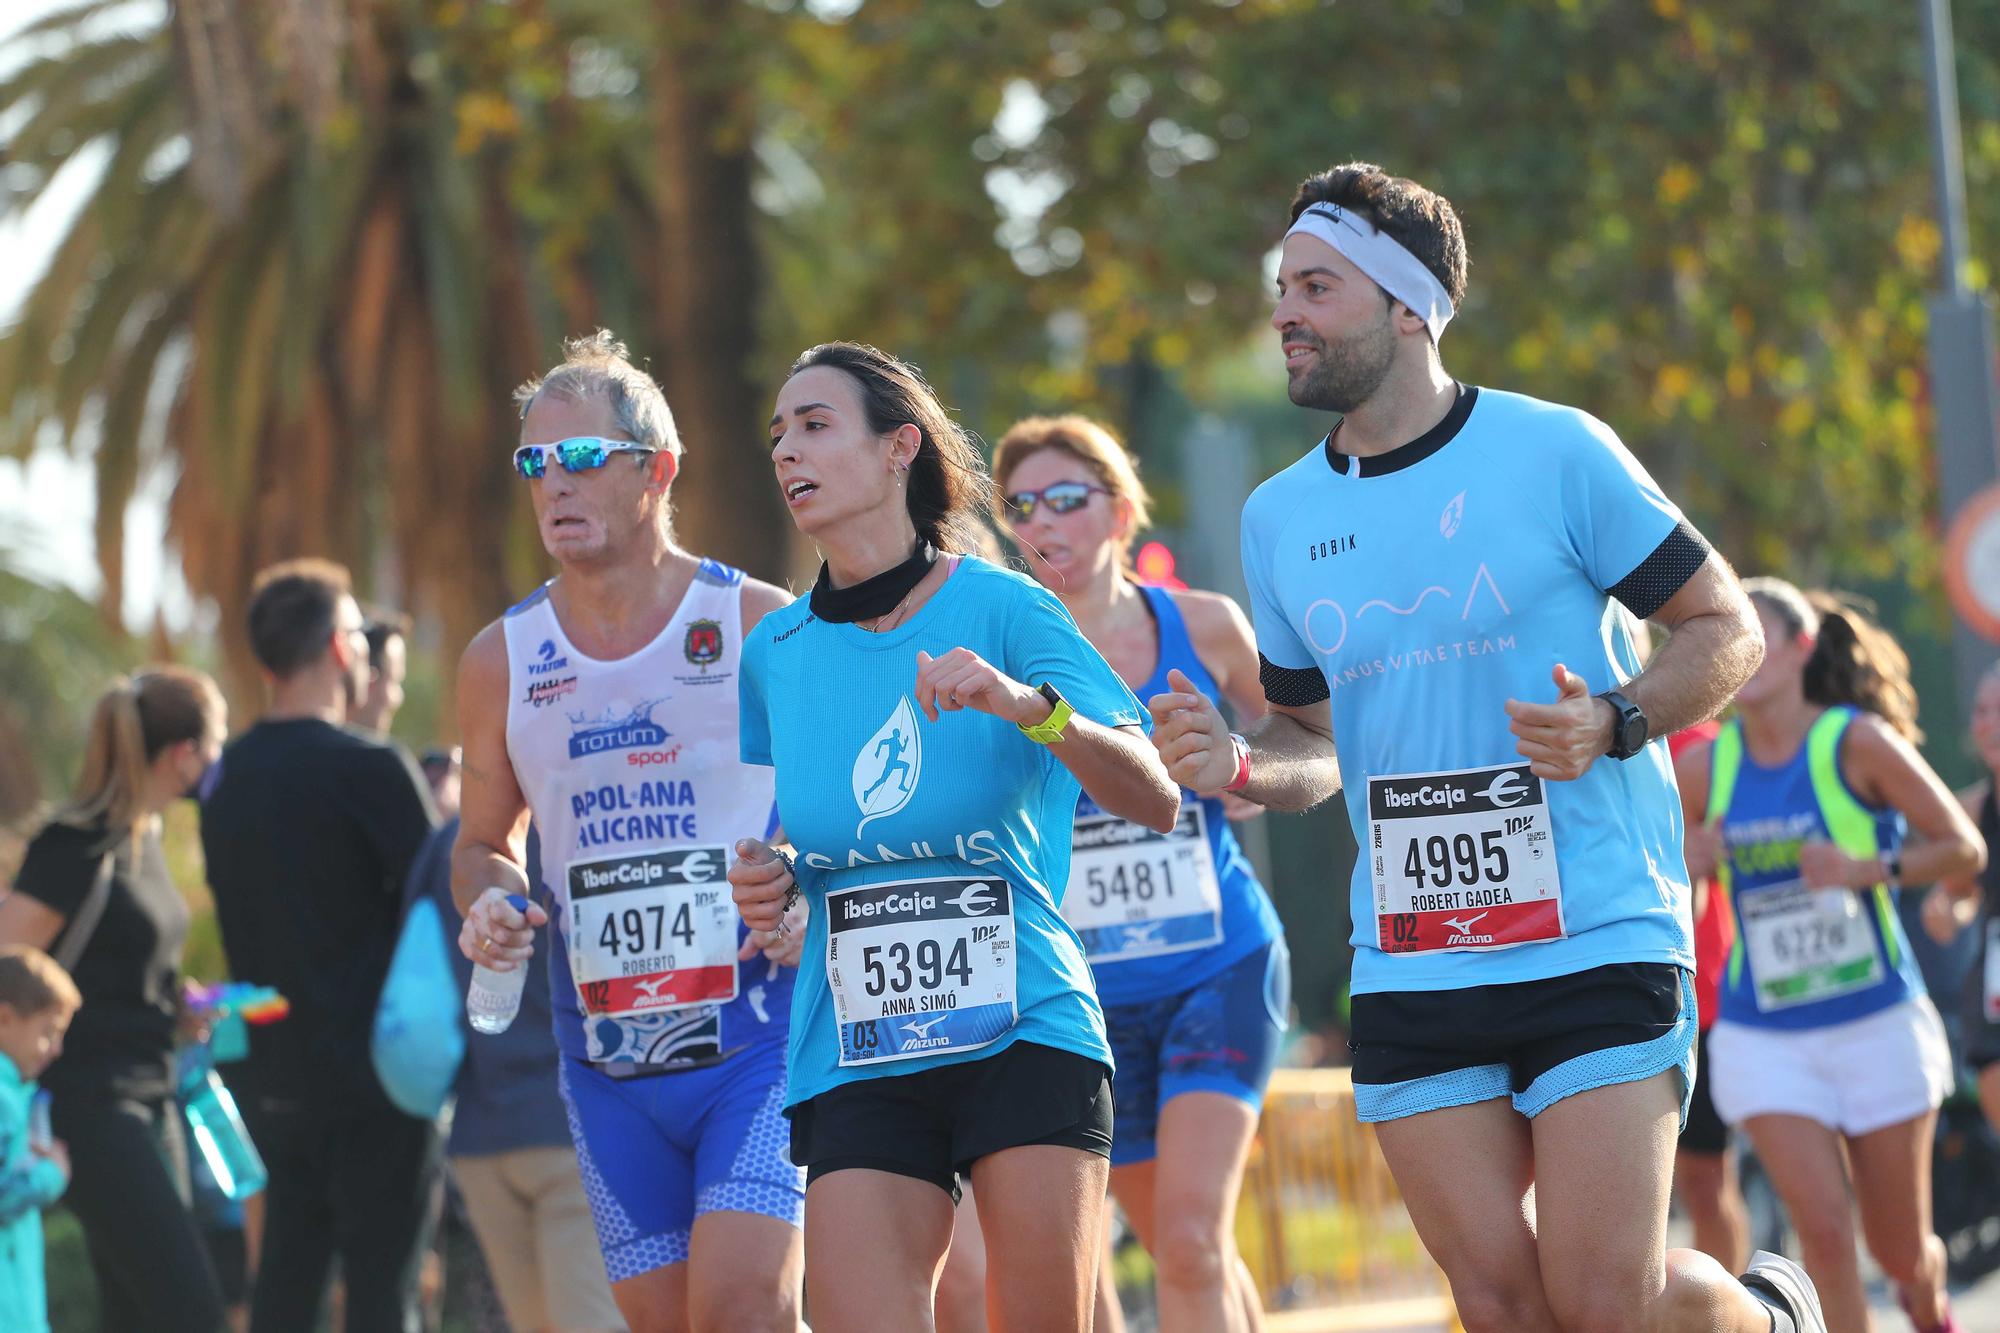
[{"left": 1241, "top": 1068, "right": 1463, "bottom": 1332}]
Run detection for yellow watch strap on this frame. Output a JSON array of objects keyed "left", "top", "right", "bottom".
[{"left": 1018, "top": 686, "right": 1074, "bottom": 745}]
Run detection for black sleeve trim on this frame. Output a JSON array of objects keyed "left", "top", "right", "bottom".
[
  {"left": 1260, "top": 654, "right": 1330, "bottom": 707},
  {"left": 1609, "top": 520, "right": 1711, "bottom": 619}
]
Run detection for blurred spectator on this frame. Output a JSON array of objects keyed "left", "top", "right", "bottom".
[
  {"left": 0, "top": 945, "right": 82, "bottom": 1333},
  {"left": 356, "top": 608, "right": 413, "bottom": 736},
  {"left": 406, "top": 816, "right": 623, "bottom": 1332},
  {"left": 200, "top": 559, "right": 440, "bottom": 1333},
  {"left": 0, "top": 668, "right": 230, "bottom": 1331}
]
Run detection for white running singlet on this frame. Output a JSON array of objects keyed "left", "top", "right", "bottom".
[{"left": 504, "top": 559, "right": 784, "bottom": 1066}]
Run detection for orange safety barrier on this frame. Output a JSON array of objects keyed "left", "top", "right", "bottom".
[{"left": 1241, "top": 1068, "right": 1464, "bottom": 1333}]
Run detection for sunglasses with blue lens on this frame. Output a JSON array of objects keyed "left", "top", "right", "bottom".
[
  {"left": 512, "top": 437, "right": 659, "bottom": 480},
  {"left": 1002, "top": 480, "right": 1110, "bottom": 522}
]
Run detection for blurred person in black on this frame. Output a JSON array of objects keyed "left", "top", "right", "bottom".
[
  {"left": 0, "top": 667, "right": 229, "bottom": 1332},
  {"left": 200, "top": 558, "right": 441, "bottom": 1333},
  {"left": 355, "top": 608, "right": 412, "bottom": 736}
]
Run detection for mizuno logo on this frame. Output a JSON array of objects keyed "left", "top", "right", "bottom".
[
  {"left": 1441, "top": 912, "right": 1489, "bottom": 936},
  {"left": 634, "top": 977, "right": 674, "bottom": 999},
  {"left": 902, "top": 1015, "right": 950, "bottom": 1040}
]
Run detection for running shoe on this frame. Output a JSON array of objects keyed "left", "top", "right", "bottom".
[{"left": 1742, "top": 1250, "right": 1828, "bottom": 1333}]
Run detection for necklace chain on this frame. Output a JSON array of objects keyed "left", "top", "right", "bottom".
[{"left": 867, "top": 584, "right": 917, "bottom": 633}]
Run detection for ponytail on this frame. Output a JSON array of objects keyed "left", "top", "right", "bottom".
[
  {"left": 1802, "top": 592, "right": 1922, "bottom": 743},
  {"left": 48, "top": 667, "right": 225, "bottom": 852}
]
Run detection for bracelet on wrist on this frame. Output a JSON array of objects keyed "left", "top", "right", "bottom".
[{"left": 1223, "top": 732, "right": 1252, "bottom": 794}]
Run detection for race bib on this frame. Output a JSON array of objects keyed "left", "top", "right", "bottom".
[
  {"left": 826, "top": 876, "right": 1016, "bottom": 1067},
  {"left": 565, "top": 846, "right": 740, "bottom": 1018},
  {"left": 1739, "top": 879, "right": 1883, "bottom": 1012},
  {"left": 1983, "top": 918, "right": 2000, "bottom": 1022},
  {"left": 1368, "top": 763, "right": 1564, "bottom": 954},
  {"left": 1063, "top": 804, "right": 1223, "bottom": 963}
]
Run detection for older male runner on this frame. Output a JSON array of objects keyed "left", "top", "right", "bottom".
[{"left": 454, "top": 331, "right": 804, "bottom": 1333}]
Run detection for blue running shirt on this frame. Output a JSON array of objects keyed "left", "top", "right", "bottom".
[
  {"left": 740, "top": 558, "right": 1144, "bottom": 1107},
  {"left": 1069, "top": 585, "right": 1283, "bottom": 1007},
  {"left": 1240, "top": 386, "right": 1699, "bottom": 996}
]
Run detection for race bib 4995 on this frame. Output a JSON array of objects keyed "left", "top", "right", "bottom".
[{"left": 1368, "top": 763, "right": 1565, "bottom": 955}]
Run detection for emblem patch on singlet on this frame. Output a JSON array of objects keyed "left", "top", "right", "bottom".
[{"left": 684, "top": 619, "right": 723, "bottom": 669}]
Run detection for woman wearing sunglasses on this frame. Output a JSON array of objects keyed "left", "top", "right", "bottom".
[
  {"left": 729, "top": 342, "right": 1178, "bottom": 1332},
  {"left": 995, "top": 417, "right": 1287, "bottom": 1333}
]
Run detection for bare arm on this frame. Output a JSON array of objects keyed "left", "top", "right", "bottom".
[
  {"left": 1149, "top": 673, "right": 1341, "bottom": 815},
  {"left": 1929, "top": 783, "right": 1992, "bottom": 904},
  {"left": 1178, "top": 591, "right": 1277, "bottom": 819},
  {"left": 739, "top": 576, "right": 798, "bottom": 636},
  {"left": 450, "top": 622, "right": 546, "bottom": 965},
  {"left": 1673, "top": 740, "right": 1725, "bottom": 887},
  {"left": 1176, "top": 590, "right": 1269, "bottom": 728},
  {"left": 0, "top": 893, "right": 64, "bottom": 950},
  {"left": 1627, "top": 553, "right": 1764, "bottom": 738},
  {"left": 1801, "top": 719, "right": 1987, "bottom": 891}
]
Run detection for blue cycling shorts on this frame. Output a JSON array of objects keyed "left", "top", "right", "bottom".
[
  {"left": 559, "top": 1038, "right": 804, "bottom": 1284},
  {"left": 1102, "top": 937, "right": 1290, "bottom": 1166}
]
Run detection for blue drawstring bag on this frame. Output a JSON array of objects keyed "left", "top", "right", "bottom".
[{"left": 370, "top": 896, "right": 465, "bottom": 1118}]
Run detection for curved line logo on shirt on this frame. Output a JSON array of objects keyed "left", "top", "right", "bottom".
[{"left": 854, "top": 697, "right": 922, "bottom": 834}]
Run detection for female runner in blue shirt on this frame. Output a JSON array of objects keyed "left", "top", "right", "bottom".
[
  {"left": 994, "top": 415, "right": 1287, "bottom": 1333},
  {"left": 729, "top": 343, "right": 1179, "bottom": 1332},
  {"left": 1676, "top": 580, "right": 1985, "bottom": 1333}
]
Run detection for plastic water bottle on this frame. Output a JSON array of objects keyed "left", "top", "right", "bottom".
[
  {"left": 28, "top": 1090, "right": 51, "bottom": 1151},
  {"left": 467, "top": 893, "right": 534, "bottom": 1035},
  {"left": 177, "top": 1046, "right": 267, "bottom": 1201}
]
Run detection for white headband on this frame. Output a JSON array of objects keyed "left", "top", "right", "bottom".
[{"left": 1284, "top": 202, "right": 1454, "bottom": 343}]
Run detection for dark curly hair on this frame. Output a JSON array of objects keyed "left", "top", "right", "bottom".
[{"left": 1289, "top": 162, "right": 1469, "bottom": 315}]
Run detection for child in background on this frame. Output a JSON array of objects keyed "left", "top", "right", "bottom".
[{"left": 0, "top": 944, "right": 82, "bottom": 1333}]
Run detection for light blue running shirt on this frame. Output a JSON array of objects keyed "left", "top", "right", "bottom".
[
  {"left": 1240, "top": 385, "right": 1701, "bottom": 996},
  {"left": 740, "top": 557, "right": 1145, "bottom": 1108}
]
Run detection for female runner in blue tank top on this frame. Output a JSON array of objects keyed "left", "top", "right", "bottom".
[
  {"left": 729, "top": 343, "right": 1180, "bottom": 1333},
  {"left": 1675, "top": 579, "right": 1985, "bottom": 1333},
  {"left": 993, "top": 415, "right": 1287, "bottom": 1333}
]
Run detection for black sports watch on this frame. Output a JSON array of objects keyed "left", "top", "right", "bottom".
[{"left": 1597, "top": 690, "right": 1649, "bottom": 760}]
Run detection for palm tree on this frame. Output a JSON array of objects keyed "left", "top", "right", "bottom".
[{"left": 1, "top": 0, "right": 792, "bottom": 705}]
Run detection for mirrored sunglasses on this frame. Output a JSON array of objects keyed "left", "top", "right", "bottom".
[
  {"left": 1003, "top": 480, "right": 1110, "bottom": 522},
  {"left": 512, "top": 437, "right": 658, "bottom": 479}
]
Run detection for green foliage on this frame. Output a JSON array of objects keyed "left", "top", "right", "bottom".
[{"left": 0, "top": 543, "right": 139, "bottom": 821}]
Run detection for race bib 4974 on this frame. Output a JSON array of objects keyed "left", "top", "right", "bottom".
[{"left": 565, "top": 845, "right": 740, "bottom": 1018}]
